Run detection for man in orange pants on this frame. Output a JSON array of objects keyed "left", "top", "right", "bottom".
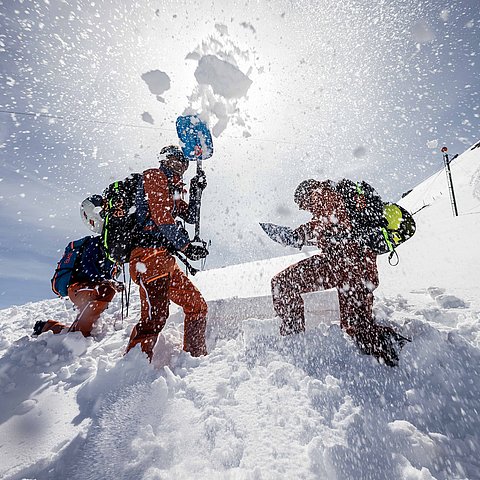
[
  {"left": 127, "top": 248, "right": 207, "bottom": 359},
  {"left": 35, "top": 235, "right": 120, "bottom": 336},
  {"left": 125, "top": 145, "right": 209, "bottom": 360},
  {"left": 271, "top": 179, "right": 408, "bottom": 366}
]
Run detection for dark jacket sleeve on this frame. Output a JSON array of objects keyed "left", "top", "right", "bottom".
[{"left": 176, "top": 189, "right": 201, "bottom": 224}]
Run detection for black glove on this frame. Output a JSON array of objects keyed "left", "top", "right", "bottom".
[
  {"left": 176, "top": 221, "right": 189, "bottom": 239},
  {"left": 190, "top": 169, "right": 207, "bottom": 192},
  {"left": 183, "top": 243, "right": 209, "bottom": 261}
]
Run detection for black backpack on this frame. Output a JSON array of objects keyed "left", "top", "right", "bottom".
[
  {"left": 101, "top": 173, "right": 143, "bottom": 263},
  {"left": 336, "top": 179, "right": 416, "bottom": 263}
]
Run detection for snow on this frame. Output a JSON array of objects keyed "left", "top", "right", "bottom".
[
  {"left": 194, "top": 55, "right": 253, "bottom": 99},
  {"left": 140, "top": 70, "right": 171, "bottom": 101},
  {"left": 411, "top": 22, "right": 436, "bottom": 44},
  {"left": 141, "top": 112, "right": 154, "bottom": 125},
  {"left": 0, "top": 142, "right": 479, "bottom": 479},
  {"left": 1, "top": 1, "right": 480, "bottom": 475},
  {"left": 185, "top": 36, "right": 256, "bottom": 137}
]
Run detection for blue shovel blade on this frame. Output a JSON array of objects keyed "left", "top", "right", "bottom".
[{"left": 176, "top": 115, "right": 214, "bottom": 160}]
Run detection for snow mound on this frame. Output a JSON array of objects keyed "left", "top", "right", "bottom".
[
  {"left": 1, "top": 141, "right": 479, "bottom": 479},
  {"left": 1, "top": 289, "right": 480, "bottom": 479}
]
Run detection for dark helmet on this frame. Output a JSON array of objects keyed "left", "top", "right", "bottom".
[
  {"left": 294, "top": 179, "right": 337, "bottom": 207},
  {"left": 158, "top": 145, "right": 187, "bottom": 163},
  {"left": 294, "top": 179, "right": 323, "bottom": 206}
]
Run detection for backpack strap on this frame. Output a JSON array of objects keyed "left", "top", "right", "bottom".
[
  {"left": 102, "top": 214, "right": 114, "bottom": 262},
  {"left": 381, "top": 227, "right": 399, "bottom": 266}
]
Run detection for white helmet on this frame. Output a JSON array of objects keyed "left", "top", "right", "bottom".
[{"left": 80, "top": 195, "right": 104, "bottom": 234}]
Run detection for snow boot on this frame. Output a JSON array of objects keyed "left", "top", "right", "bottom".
[
  {"left": 353, "top": 324, "right": 411, "bottom": 367},
  {"left": 32, "top": 319, "right": 66, "bottom": 336},
  {"left": 32, "top": 320, "right": 47, "bottom": 336}
]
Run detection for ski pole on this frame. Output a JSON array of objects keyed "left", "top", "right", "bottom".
[
  {"left": 174, "top": 251, "right": 200, "bottom": 276},
  {"left": 441, "top": 146, "right": 459, "bottom": 217},
  {"left": 193, "top": 157, "right": 203, "bottom": 243},
  {"left": 126, "top": 276, "right": 132, "bottom": 318},
  {"left": 120, "top": 282, "right": 124, "bottom": 323},
  {"left": 121, "top": 267, "right": 127, "bottom": 322}
]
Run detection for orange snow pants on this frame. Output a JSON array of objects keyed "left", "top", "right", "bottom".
[
  {"left": 126, "top": 247, "right": 208, "bottom": 360},
  {"left": 42, "top": 281, "right": 116, "bottom": 336},
  {"left": 271, "top": 250, "right": 378, "bottom": 336},
  {"left": 271, "top": 250, "right": 407, "bottom": 365}
]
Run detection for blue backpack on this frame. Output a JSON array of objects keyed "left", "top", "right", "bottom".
[{"left": 51, "top": 237, "right": 90, "bottom": 297}]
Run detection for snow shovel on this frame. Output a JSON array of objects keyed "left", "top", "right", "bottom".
[{"left": 176, "top": 114, "right": 214, "bottom": 244}]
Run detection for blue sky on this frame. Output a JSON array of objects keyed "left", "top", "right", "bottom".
[{"left": 1, "top": 0, "right": 479, "bottom": 308}]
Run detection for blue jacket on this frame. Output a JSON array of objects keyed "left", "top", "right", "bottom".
[{"left": 71, "top": 236, "right": 117, "bottom": 284}]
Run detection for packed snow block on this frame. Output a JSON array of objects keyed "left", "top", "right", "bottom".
[
  {"left": 206, "top": 295, "right": 275, "bottom": 343},
  {"left": 302, "top": 289, "right": 341, "bottom": 328},
  {"left": 434, "top": 294, "right": 467, "bottom": 309},
  {"left": 206, "top": 290, "right": 340, "bottom": 346}
]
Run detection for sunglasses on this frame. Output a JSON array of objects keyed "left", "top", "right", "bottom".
[{"left": 166, "top": 154, "right": 189, "bottom": 165}]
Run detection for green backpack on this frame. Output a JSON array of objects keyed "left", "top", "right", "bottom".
[
  {"left": 336, "top": 179, "right": 416, "bottom": 264},
  {"left": 101, "top": 173, "right": 143, "bottom": 263},
  {"left": 380, "top": 203, "right": 416, "bottom": 264}
]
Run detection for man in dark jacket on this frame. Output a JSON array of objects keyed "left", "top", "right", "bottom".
[
  {"left": 35, "top": 236, "right": 120, "bottom": 336},
  {"left": 125, "top": 145, "right": 209, "bottom": 360},
  {"left": 271, "top": 179, "right": 407, "bottom": 366}
]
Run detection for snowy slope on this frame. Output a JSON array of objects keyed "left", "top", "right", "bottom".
[{"left": 0, "top": 142, "right": 479, "bottom": 480}]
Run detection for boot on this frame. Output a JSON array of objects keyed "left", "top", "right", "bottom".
[
  {"left": 33, "top": 319, "right": 65, "bottom": 336},
  {"left": 352, "top": 323, "right": 411, "bottom": 367},
  {"left": 125, "top": 326, "right": 158, "bottom": 361}
]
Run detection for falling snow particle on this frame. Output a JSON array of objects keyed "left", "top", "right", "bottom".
[
  {"left": 141, "top": 70, "right": 171, "bottom": 97},
  {"left": 194, "top": 55, "right": 252, "bottom": 99},
  {"left": 141, "top": 112, "right": 154, "bottom": 124},
  {"left": 353, "top": 146, "right": 367, "bottom": 158},
  {"left": 411, "top": 21, "right": 435, "bottom": 43}
]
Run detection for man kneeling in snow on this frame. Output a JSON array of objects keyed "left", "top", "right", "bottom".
[
  {"left": 271, "top": 179, "right": 408, "bottom": 367},
  {"left": 34, "top": 234, "right": 121, "bottom": 337}
]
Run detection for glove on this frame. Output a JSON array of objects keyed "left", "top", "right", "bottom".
[
  {"left": 290, "top": 231, "right": 305, "bottom": 250},
  {"left": 176, "top": 221, "right": 189, "bottom": 239},
  {"left": 183, "top": 243, "right": 209, "bottom": 261},
  {"left": 190, "top": 169, "right": 207, "bottom": 192}
]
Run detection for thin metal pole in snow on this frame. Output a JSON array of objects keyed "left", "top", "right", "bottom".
[
  {"left": 194, "top": 157, "right": 203, "bottom": 242},
  {"left": 441, "top": 146, "right": 458, "bottom": 217}
]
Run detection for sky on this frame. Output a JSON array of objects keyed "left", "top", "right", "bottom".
[
  {"left": 0, "top": 143, "right": 479, "bottom": 479},
  {"left": 0, "top": 0, "right": 479, "bottom": 308}
]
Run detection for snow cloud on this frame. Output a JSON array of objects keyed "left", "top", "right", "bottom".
[
  {"left": 194, "top": 55, "right": 252, "bottom": 99},
  {"left": 411, "top": 21, "right": 436, "bottom": 43},
  {"left": 185, "top": 30, "right": 256, "bottom": 137},
  {"left": 141, "top": 69, "right": 171, "bottom": 100}
]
